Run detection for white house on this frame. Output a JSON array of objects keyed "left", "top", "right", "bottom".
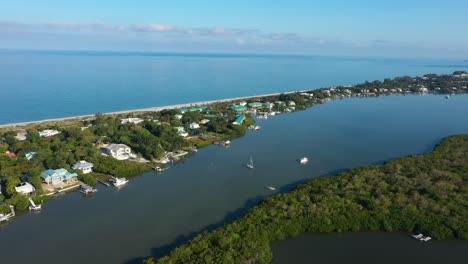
[
  {"left": 189, "top": 123, "right": 200, "bottom": 130},
  {"left": 72, "top": 160, "right": 94, "bottom": 174},
  {"left": 121, "top": 118, "right": 144, "bottom": 124},
  {"left": 15, "top": 131, "right": 29, "bottom": 141},
  {"left": 39, "top": 129, "right": 60, "bottom": 137},
  {"left": 174, "top": 127, "right": 188, "bottom": 137},
  {"left": 239, "top": 101, "right": 248, "bottom": 106},
  {"left": 103, "top": 144, "right": 133, "bottom": 160},
  {"left": 419, "top": 87, "right": 429, "bottom": 93},
  {"left": 199, "top": 119, "right": 210, "bottom": 125},
  {"left": 15, "top": 182, "right": 35, "bottom": 195},
  {"left": 174, "top": 114, "right": 183, "bottom": 120},
  {"left": 288, "top": 101, "right": 296, "bottom": 106},
  {"left": 264, "top": 102, "right": 275, "bottom": 109}
]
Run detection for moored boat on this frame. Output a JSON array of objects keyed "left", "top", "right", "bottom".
[
  {"left": 79, "top": 183, "right": 97, "bottom": 194},
  {"left": 265, "top": 186, "right": 276, "bottom": 191},
  {"left": 112, "top": 177, "right": 129, "bottom": 187},
  {"left": 299, "top": 157, "right": 309, "bottom": 164}
]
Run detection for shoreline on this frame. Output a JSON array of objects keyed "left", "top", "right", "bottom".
[{"left": 0, "top": 90, "right": 306, "bottom": 129}]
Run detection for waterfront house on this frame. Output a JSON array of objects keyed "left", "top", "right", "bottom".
[
  {"left": 71, "top": 160, "right": 94, "bottom": 174},
  {"left": 121, "top": 117, "right": 144, "bottom": 124},
  {"left": 419, "top": 87, "right": 429, "bottom": 93},
  {"left": 232, "top": 115, "right": 245, "bottom": 125},
  {"left": 248, "top": 102, "right": 263, "bottom": 108},
  {"left": 15, "top": 182, "right": 35, "bottom": 195},
  {"left": 39, "top": 129, "right": 60, "bottom": 137},
  {"left": 288, "top": 101, "right": 296, "bottom": 106},
  {"left": 264, "top": 102, "right": 275, "bottom": 109},
  {"left": 102, "top": 144, "right": 133, "bottom": 160},
  {"left": 189, "top": 123, "right": 200, "bottom": 130},
  {"left": 25, "top": 152, "right": 37, "bottom": 161},
  {"left": 41, "top": 168, "right": 78, "bottom": 186}
]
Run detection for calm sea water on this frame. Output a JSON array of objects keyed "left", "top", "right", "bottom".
[
  {"left": 0, "top": 50, "right": 467, "bottom": 124},
  {"left": 0, "top": 94, "right": 467, "bottom": 264}
]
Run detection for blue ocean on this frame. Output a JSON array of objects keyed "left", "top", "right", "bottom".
[{"left": 0, "top": 50, "right": 466, "bottom": 124}]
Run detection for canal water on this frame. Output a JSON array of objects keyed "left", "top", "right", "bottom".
[
  {"left": 271, "top": 233, "right": 468, "bottom": 264},
  {"left": 0, "top": 94, "right": 467, "bottom": 263}
]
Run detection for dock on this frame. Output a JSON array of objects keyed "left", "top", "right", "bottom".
[{"left": 98, "top": 179, "right": 110, "bottom": 187}]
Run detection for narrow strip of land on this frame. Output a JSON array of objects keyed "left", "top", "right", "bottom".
[{"left": 0, "top": 90, "right": 306, "bottom": 129}]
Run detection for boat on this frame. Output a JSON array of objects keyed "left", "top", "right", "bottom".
[
  {"left": 412, "top": 233, "right": 432, "bottom": 242},
  {"left": 265, "top": 186, "right": 276, "bottom": 191},
  {"left": 112, "top": 177, "right": 129, "bottom": 187},
  {"left": 445, "top": 95, "right": 450, "bottom": 99},
  {"left": 79, "top": 184, "right": 97, "bottom": 195},
  {"left": 0, "top": 206, "right": 15, "bottom": 222},
  {"left": 248, "top": 125, "right": 261, "bottom": 131},
  {"left": 246, "top": 156, "right": 254, "bottom": 169},
  {"left": 28, "top": 198, "right": 42, "bottom": 211},
  {"left": 153, "top": 166, "right": 169, "bottom": 172},
  {"left": 299, "top": 157, "right": 309, "bottom": 164}
]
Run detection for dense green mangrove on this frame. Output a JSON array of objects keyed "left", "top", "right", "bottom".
[{"left": 144, "top": 135, "right": 468, "bottom": 264}]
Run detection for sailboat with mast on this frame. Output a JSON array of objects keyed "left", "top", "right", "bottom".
[{"left": 246, "top": 156, "right": 254, "bottom": 169}]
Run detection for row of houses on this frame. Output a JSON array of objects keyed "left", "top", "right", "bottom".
[{"left": 14, "top": 160, "right": 94, "bottom": 195}]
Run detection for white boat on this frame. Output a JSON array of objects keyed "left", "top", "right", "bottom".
[
  {"left": 412, "top": 233, "right": 431, "bottom": 242},
  {"left": 265, "top": 186, "right": 276, "bottom": 191},
  {"left": 112, "top": 177, "right": 129, "bottom": 187},
  {"left": 79, "top": 184, "right": 97, "bottom": 194},
  {"left": 445, "top": 95, "right": 450, "bottom": 99},
  {"left": 28, "top": 198, "right": 42, "bottom": 211},
  {"left": 299, "top": 157, "right": 309, "bottom": 164},
  {"left": 153, "top": 166, "right": 169, "bottom": 172},
  {"left": 246, "top": 156, "right": 254, "bottom": 169},
  {"left": 0, "top": 206, "right": 15, "bottom": 222}
]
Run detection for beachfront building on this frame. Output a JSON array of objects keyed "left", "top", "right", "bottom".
[
  {"left": 25, "top": 152, "right": 37, "bottom": 161},
  {"left": 15, "top": 131, "right": 29, "bottom": 141},
  {"left": 232, "top": 115, "right": 246, "bottom": 125},
  {"left": 121, "top": 117, "right": 144, "bottom": 124},
  {"left": 41, "top": 168, "right": 78, "bottom": 186},
  {"left": 180, "top": 106, "right": 208, "bottom": 114},
  {"left": 39, "top": 129, "right": 60, "bottom": 137},
  {"left": 15, "top": 182, "right": 35, "bottom": 195},
  {"left": 288, "top": 101, "right": 296, "bottom": 106},
  {"left": 102, "top": 144, "right": 133, "bottom": 160},
  {"left": 71, "top": 160, "right": 94, "bottom": 174}
]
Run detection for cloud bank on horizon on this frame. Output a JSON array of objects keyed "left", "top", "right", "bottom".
[{"left": 2, "top": 19, "right": 458, "bottom": 58}]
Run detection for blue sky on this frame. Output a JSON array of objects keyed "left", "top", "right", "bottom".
[{"left": 1, "top": 0, "right": 468, "bottom": 57}]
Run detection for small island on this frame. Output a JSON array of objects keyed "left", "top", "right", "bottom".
[
  {"left": 143, "top": 134, "right": 468, "bottom": 264},
  {"left": 1, "top": 71, "right": 467, "bottom": 217}
]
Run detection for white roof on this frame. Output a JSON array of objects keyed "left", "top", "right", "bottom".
[
  {"left": 15, "top": 182, "right": 35, "bottom": 194},
  {"left": 72, "top": 160, "right": 94, "bottom": 170},
  {"left": 105, "top": 143, "right": 130, "bottom": 151}
]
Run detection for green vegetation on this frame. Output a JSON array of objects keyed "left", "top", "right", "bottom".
[
  {"left": 144, "top": 135, "right": 468, "bottom": 264},
  {"left": 1, "top": 71, "right": 467, "bottom": 214}
]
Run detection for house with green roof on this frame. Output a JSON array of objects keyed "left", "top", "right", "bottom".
[
  {"left": 180, "top": 106, "right": 208, "bottom": 113},
  {"left": 41, "top": 168, "right": 78, "bottom": 186},
  {"left": 230, "top": 105, "right": 247, "bottom": 111},
  {"left": 232, "top": 115, "right": 245, "bottom": 125}
]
